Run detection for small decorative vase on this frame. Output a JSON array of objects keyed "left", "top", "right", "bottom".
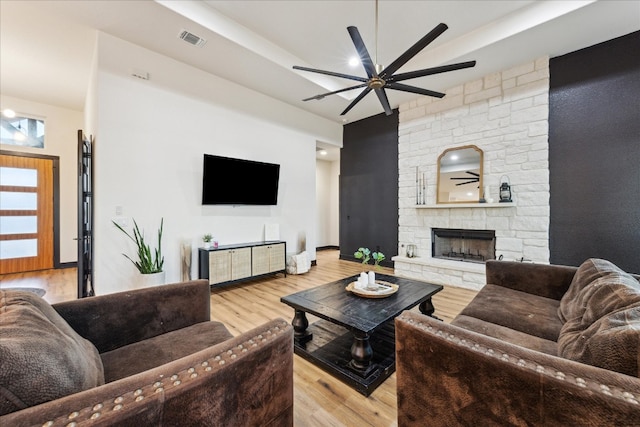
[
  {"left": 203, "top": 241, "right": 211, "bottom": 249},
  {"left": 406, "top": 244, "right": 416, "bottom": 258}
]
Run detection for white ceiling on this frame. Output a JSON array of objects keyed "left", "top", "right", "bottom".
[{"left": 1, "top": 0, "right": 639, "bottom": 130}]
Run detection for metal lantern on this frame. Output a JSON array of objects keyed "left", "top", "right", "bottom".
[{"left": 499, "top": 176, "right": 512, "bottom": 203}]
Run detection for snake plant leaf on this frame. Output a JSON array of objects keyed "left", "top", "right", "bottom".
[{"left": 113, "top": 218, "right": 164, "bottom": 274}]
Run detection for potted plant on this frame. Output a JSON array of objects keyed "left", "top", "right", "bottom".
[
  {"left": 112, "top": 218, "right": 164, "bottom": 287},
  {"left": 354, "top": 247, "right": 371, "bottom": 265},
  {"left": 354, "top": 247, "right": 385, "bottom": 270},
  {"left": 203, "top": 233, "right": 213, "bottom": 249},
  {"left": 372, "top": 251, "right": 386, "bottom": 268}
]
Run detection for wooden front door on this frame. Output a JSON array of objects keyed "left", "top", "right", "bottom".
[{"left": 0, "top": 153, "right": 54, "bottom": 273}]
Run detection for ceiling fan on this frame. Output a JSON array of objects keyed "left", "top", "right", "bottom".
[
  {"left": 293, "top": 1, "right": 476, "bottom": 116},
  {"left": 451, "top": 171, "right": 480, "bottom": 187}
]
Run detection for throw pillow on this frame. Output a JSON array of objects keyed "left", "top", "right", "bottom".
[
  {"left": 558, "top": 303, "right": 640, "bottom": 377},
  {"left": 558, "top": 258, "right": 631, "bottom": 323},
  {"left": 558, "top": 269, "right": 640, "bottom": 377},
  {"left": 0, "top": 290, "right": 104, "bottom": 416}
]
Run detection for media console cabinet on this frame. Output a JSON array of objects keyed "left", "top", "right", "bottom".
[{"left": 198, "top": 241, "right": 286, "bottom": 287}]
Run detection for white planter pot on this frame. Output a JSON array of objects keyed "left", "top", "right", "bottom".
[
  {"left": 203, "top": 242, "right": 211, "bottom": 249},
  {"left": 137, "top": 271, "right": 166, "bottom": 289}
]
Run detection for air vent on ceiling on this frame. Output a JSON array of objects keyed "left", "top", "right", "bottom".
[{"left": 178, "top": 29, "right": 207, "bottom": 47}]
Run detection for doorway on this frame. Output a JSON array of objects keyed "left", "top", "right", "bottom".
[{"left": 0, "top": 152, "right": 58, "bottom": 274}]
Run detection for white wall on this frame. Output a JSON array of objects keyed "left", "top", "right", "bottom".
[
  {"left": 84, "top": 36, "right": 99, "bottom": 137},
  {"left": 315, "top": 158, "right": 339, "bottom": 247},
  {"left": 1, "top": 94, "right": 82, "bottom": 264},
  {"left": 395, "top": 57, "right": 550, "bottom": 290},
  {"left": 92, "top": 33, "right": 342, "bottom": 294}
]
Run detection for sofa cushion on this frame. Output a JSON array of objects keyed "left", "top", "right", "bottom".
[
  {"left": 558, "top": 258, "right": 632, "bottom": 323},
  {"left": 0, "top": 290, "right": 104, "bottom": 416},
  {"left": 100, "top": 320, "right": 233, "bottom": 382},
  {"left": 452, "top": 315, "right": 558, "bottom": 356},
  {"left": 458, "top": 284, "right": 563, "bottom": 341}
]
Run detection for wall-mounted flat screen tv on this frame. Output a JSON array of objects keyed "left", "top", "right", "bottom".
[{"left": 202, "top": 154, "right": 280, "bottom": 205}]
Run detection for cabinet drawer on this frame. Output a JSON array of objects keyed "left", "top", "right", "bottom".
[
  {"left": 231, "top": 247, "right": 252, "bottom": 280},
  {"left": 208, "top": 250, "right": 231, "bottom": 285},
  {"left": 269, "top": 243, "right": 286, "bottom": 272},
  {"left": 252, "top": 246, "right": 270, "bottom": 276}
]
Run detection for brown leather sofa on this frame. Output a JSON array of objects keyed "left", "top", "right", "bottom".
[
  {"left": 0, "top": 280, "right": 293, "bottom": 426},
  {"left": 396, "top": 259, "right": 640, "bottom": 426}
]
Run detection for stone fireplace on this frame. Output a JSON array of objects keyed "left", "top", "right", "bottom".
[
  {"left": 393, "top": 57, "right": 551, "bottom": 291},
  {"left": 432, "top": 228, "right": 495, "bottom": 264}
]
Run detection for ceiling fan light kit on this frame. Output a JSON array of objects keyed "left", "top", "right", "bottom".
[{"left": 293, "top": 2, "right": 476, "bottom": 117}]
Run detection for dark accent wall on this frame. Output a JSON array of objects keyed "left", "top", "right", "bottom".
[
  {"left": 549, "top": 31, "right": 640, "bottom": 273},
  {"left": 340, "top": 110, "right": 399, "bottom": 267}
]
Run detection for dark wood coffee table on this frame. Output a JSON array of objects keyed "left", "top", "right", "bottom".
[{"left": 280, "top": 273, "right": 442, "bottom": 396}]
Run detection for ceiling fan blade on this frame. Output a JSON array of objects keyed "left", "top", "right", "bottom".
[
  {"left": 293, "top": 65, "right": 368, "bottom": 83},
  {"left": 302, "top": 83, "right": 368, "bottom": 101},
  {"left": 386, "top": 82, "right": 445, "bottom": 98},
  {"left": 374, "top": 88, "right": 393, "bottom": 116},
  {"left": 389, "top": 61, "right": 477, "bottom": 83},
  {"left": 380, "top": 23, "right": 448, "bottom": 78},
  {"left": 340, "top": 87, "right": 372, "bottom": 116},
  {"left": 347, "top": 26, "right": 377, "bottom": 78}
]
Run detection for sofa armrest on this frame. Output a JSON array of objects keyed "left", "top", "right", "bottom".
[
  {"left": 396, "top": 312, "right": 640, "bottom": 427},
  {"left": 485, "top": 260, "right": 577, "bottom": 300},
  {"left": 0, "top": 319, "right": 294, "bottom": 427},
  {"left": 52, "top": 280, "right": 211, "bottom": 353}
]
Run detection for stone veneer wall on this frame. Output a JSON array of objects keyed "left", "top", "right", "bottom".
[{"left": 394, "top": 57, "right": 550, "bottom": 290}]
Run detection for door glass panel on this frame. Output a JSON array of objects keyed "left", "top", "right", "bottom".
[
  {"left": 0, "top": 216, "right": 37, "bottom": 234},
  {"left": 0, "top": 239, "right": 37, "bottom": 260},
  {"left": 0, "top": 167, "right": 37, "bottom": 187},
  {"left": 0, "top": 191, "right": 37, "bottom": 210}
]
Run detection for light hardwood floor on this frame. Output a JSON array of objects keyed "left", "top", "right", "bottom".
[{"left": 0, "top": 249, "right": 477, "bottom": 427}]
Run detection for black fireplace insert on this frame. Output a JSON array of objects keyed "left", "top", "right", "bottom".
[{"left": 431, "top": 228, "right": 496, "bottom": 263}]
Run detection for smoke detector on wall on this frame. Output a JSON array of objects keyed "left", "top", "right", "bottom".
[{"left": 178, "top": 29, "right": 207, "bottom": 47}]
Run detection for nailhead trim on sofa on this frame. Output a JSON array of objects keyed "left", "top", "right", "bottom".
[
  {"left": 399, "top": 314, "right": 639, "bottom": 405},
  {"left": 39, "top": 321, "right": 290, "bottom": 426}
]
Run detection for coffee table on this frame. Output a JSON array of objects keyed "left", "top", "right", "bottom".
[{"left": 280, "top": 273, "right": 442, "bottom": 396}]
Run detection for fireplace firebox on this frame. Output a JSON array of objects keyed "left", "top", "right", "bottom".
[{"left": 431, "top": 228, "right": 496, "bottom": 264}]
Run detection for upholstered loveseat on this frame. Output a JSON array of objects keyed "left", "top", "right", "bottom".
[
  {"left": 396, "top": 258, "right": 640, "bottom": 426},
  {"left": 0, "top": 280, "right": 293, "bottom": 426}
]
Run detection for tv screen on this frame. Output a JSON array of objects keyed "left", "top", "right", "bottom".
[{"left": 202, "top": 154, "right": 280, "bottom": 205}]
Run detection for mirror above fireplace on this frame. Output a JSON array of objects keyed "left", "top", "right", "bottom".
[{"left": 437, "top": 145, "right": 483, "bottom": 204}]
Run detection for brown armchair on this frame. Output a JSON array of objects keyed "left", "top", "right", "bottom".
[
  {"left": 396, "top": 259, "right": 640, "bottom": 426},
  {"left": 0, "top": 280, "right": 293, "bottom": 426}
]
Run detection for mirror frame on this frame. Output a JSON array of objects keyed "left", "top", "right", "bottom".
[{"left": 436, "top": 145, "right": 484, "bottom": 204}]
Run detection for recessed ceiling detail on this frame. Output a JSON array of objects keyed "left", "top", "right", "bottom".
[{"left": 1, "top": 1, "right": 637, "bottom": 122}]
